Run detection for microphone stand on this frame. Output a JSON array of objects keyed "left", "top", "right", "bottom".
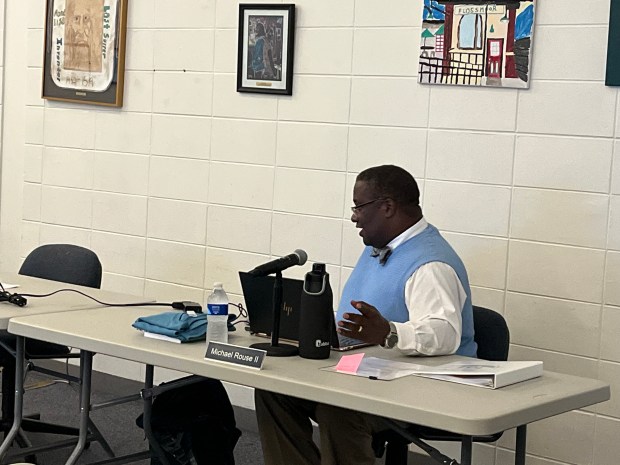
[{"left": 250, "top": 271, "right": 298, "bottom": 357}]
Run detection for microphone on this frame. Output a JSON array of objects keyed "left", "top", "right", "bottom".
[{"left": 249, "top": 249, "right": 308, "bottom": 277}]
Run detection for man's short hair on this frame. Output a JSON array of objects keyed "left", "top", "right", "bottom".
[{"left": 357, "top": 165, "right": 420, "bottom": 207}]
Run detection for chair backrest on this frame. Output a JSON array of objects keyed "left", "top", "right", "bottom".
[
  {"left": 472, "top": 305, "right": 510, "bottom": 361},
  {"left": 19, "top": 244, "right": 102, "bottom": 289}
]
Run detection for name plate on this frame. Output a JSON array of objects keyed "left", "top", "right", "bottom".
[{"left": 205, "top": 342, "right": 266, "bottom": 369}]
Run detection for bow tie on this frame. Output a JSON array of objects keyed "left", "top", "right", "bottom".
[{"left": 371, "top": 247, "right": 392, "bottom": 265}]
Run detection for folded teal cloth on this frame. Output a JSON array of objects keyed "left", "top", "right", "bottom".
[{"left": 132, "top": 312, "right": 207, "bottom": 342}]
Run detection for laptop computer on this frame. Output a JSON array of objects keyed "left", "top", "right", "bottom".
[
  {"left": 239, "top": 271, "right": 371, "bottom": 351},
  {"left": 239, "top": 271, "right": 303, "bottom": 341}
]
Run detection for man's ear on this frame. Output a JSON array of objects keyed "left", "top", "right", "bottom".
[{"left": 383, "top": 198, "right": 397, "bottom": 218}]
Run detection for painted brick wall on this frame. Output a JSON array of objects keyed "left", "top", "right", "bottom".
[{"left": 1, "top": 0, "right": 618, "bottom": 463}]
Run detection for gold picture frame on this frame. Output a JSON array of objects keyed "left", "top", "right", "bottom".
[{"left": 42, "top": 0, "right": 128, "bottom": 107}]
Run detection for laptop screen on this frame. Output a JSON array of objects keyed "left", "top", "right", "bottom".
[{"left": 239, "top": 271, "right": 304, "bottom": 341}]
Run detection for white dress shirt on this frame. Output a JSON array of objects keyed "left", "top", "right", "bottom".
[{"left": 385, "top": 219, "right": 466, "bottom": 356}]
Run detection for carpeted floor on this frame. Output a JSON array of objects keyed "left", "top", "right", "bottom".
[
  {"left": 1, "top": 368, "right": 264, "bottom": 465},
  {"left": 1, "top": 368, "right": 406, "bottom": 465}
]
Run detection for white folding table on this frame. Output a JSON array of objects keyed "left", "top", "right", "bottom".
[
  {"left": 4, "top": 305, "right": 610, "bottom": 465},
  {"left": 0, "top": 273, "right": 152, "bottom": 462}
]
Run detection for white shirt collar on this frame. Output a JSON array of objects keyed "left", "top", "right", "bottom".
[{"left": 386, "top": 217, "right": 428, "bottom": 251}]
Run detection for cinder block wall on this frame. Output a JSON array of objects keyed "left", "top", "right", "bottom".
[{"left": 0, "top": 1, "right": 618, "bottom": 463}]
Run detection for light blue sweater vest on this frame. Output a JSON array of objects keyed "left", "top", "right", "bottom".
[{"left": 338, "top": 224, "right": 477, "bottom": 357}]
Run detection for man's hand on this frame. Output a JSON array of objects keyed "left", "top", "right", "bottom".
[{"left": 337, "top": 300, "right": 391, "bottom": 345}]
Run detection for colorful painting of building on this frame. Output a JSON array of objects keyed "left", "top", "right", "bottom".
[{"left": 419, "top": 0, "right": 535, "bottom": 88}]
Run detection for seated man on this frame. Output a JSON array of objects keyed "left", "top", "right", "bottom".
[{"left": 254, "top": 164, "right": 477, "bottom": 465}]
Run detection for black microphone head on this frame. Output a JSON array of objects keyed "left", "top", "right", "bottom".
[
  {"left": 294, "top": 249, "right": 308, "bottom": 266},
  {"left": 248, "top": 249, "right": 308, "bottom": 277}
]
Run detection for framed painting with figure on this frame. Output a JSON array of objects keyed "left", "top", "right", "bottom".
[
  {"left": 237, "top": 4, "right": 296, "bottom": 95},
  {"left": 42, "top": 0, "right": 128, "bottom": 107}
]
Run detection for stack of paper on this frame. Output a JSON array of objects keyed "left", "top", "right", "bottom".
[{"left": 0, "top": 283, "right": 19, "bottom": 289}]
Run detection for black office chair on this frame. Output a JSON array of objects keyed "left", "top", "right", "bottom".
[
  {"left": 372, "top": 306, "right": 510, "bottom": 465},
  {"left": 18, "top": 243, "right": 102, "bottom": 288},
  {"left": 0, "top": 244, "right": 112, "bottom": 456}
]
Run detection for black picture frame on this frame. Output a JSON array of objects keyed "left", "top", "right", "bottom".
[
  {"left": 42, "top": 0, "right": 128, "bottom": 107},
  {"left": 237, "top": 4, "right": 295, "bottom": 95}
]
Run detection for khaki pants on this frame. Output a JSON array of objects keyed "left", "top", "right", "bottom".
[{"left": 255, "top": 389, "right": 386, "bottom": 465}]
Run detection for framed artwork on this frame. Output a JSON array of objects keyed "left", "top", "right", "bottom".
[
  {"left": 42, "top": 0, "right": 128, "bottom": 107},
  {"left": 237, "top": 4, "right": 295, "bottom": 95},
  {"left": 418, "top": 1, "right": 536, "bottom": 89},
  {"left": 607, "top": 0, "right": 620, "bottom": 86}
]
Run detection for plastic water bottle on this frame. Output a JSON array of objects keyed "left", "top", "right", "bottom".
[{"left": 206, "top": 282, "right": 229, "bottom": 344}]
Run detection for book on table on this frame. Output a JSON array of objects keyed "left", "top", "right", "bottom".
[
  {"left": 327, "top": 356, "right": 543, "bottom": 388},
  {"left": 414, "top": 359, "right": 543, "bottom": 389},
  {"left": 143, "top": 331, "right": 182, "bottom": 343}
]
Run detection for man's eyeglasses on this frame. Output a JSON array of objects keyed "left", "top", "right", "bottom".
[{"left": 350, "top": 198, "right": 386, "bottom": 213}]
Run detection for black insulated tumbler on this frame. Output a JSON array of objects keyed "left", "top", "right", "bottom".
[{"left": 298, "top": 263, "right": 333, "bottom": 359}]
